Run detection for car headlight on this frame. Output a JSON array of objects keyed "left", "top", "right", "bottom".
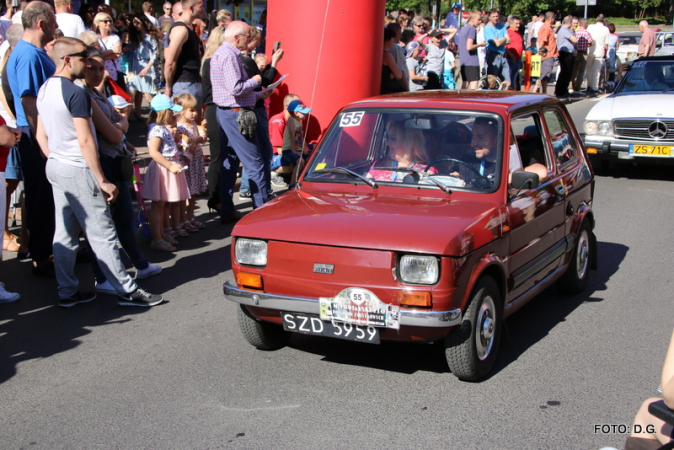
[
  {"left": 599, "top": 121, "right": 612, "bottom": 135},
  {"left": 399, "top": 255, "right": 439, "bottom": 285},
  {"left": 584, "top": 121, "right": 598, "bottom": 135},
  {"left": 235, "top": 238, "right": 267, "bottom": 266}
]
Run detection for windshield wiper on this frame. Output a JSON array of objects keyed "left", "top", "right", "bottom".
[
  {"left": 312, "top": 167, "right": 378, "bottom": 189},
  {"left": 373, "top": 166, "right": 452, "bottom": 194}
]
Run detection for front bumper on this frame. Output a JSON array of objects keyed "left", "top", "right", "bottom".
[
  {"left": 223, "top": 281, "right": 462, "bottom": 328},
  {"left": 584, "top": 137, "right": 674, "bottom": 162}
]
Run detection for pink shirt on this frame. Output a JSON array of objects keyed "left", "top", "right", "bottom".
[{"left": 639, "top": 28, "right": 656, "bottom": 56}]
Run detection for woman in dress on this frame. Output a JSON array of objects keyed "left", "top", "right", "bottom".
[
  {"left": 127, "top": 14, "right": 162, "bottom": 120},
  {"left": 93, "top": 12, "right": 124, "bottom": 91}
]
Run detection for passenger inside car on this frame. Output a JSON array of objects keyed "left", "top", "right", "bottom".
[{"left": 367, "top": 119, "right": 437, "bottom": 181}]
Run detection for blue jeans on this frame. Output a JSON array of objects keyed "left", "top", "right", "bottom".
[
  {"left": 486, "top": 52, "right": 511, "bottom": 85},
  {"left": 509, "top": 59, "right": 521, "bottom": 90},
  {"left": 89, "top": 154, "right": 150, "bottom": 283},
  {"left": 216, "top": 107, "right": 269, "bottom": 219},
  {"left": 239, "top": 107, "right": 273, "bottom": 194}
]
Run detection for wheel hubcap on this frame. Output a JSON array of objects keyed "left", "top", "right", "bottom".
[
  {"left": 476, "top": 296, "right": 496, "bottom": 361},
  {"left": 576, "top": 230, "right": 589, "bottom": 280}
]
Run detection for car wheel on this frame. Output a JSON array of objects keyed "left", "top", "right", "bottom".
[
  {"left": 444, "top": 276, "right": 502, "bottom": 381},
  {"left": 557, "top": 220, "right": 592, "bottom": 294},
  {"left": 237, "top": 305, "right": 290, "bottom": 350}
]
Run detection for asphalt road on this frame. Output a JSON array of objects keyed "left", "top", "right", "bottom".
[{"left": 1, "top": 97, "right": 673, "bottom": 450}]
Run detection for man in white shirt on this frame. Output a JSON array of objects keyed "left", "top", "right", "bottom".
[
  {"left": 54, "top": 0, "right": 85, "bottom": 38},
  {"left": 585, "top": 14, "right": 610, "bottom": 93},
  {"left": 142, "top": 1, "right": 160, "bottom": 29}
]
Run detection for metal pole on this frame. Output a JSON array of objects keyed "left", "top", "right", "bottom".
[{"left": 584, "top": 0, "right": 588, "bottom": 19}]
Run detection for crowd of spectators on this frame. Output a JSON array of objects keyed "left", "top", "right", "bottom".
[
  {"left": 383, "top": 6, "right": 659, "bottom": 97},
  {"left": 0, "top": 1, "right": 663, "bottom": 308}
]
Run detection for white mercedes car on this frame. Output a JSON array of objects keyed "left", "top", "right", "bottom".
[{"left": 583, "top": 55, "right": 674, "bottom": 171}]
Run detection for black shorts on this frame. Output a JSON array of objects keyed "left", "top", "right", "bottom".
[{"left": 461, "top": 65, "right": 480, "bottom": 82}]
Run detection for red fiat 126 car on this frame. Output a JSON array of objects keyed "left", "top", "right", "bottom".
[{"left": 223, "top": 91, "right": 597, "bottom": 381}]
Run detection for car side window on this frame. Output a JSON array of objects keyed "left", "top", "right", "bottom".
[
  {"left": 510, "top": 113, "right": 550, "bottom": 172},
  {"left": 543, "top": 109, "right": 577, "bottom": 169}
]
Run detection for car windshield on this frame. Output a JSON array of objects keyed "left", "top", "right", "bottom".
[
  {"left": 616, "top": 60, "right": 674, "bottom": 93},
  {"left": 304, "top": 109, "right": 504, "bottom": 193},
  {"left": 619, "top": 34, "right": 641, "bottom": 45}
]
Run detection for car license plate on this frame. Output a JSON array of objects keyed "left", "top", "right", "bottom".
[
  {"left": 281, "top": 312, "right": 380, "bottom": 344},
  {"left": 629, "top": 144, "right": 674, "bottom": 157}
]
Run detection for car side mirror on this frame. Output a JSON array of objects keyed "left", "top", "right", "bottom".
[{"left": 510, "top": 171, "right": 540, "bottom": 199}]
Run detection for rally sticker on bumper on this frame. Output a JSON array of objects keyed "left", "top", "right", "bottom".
[{"left": 319, "top": 287, "right": 400, "bottom": 330}]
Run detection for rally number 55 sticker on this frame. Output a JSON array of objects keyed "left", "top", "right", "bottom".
[{"left": 340, "top": 112, "right": 364, "bottom": 127}]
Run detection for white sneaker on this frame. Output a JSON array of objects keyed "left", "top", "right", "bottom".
[
  {"left": 135, "top": 264, "right": 162, "bottom": 279},
  {"left": 95, "top": 280, "right": 117, "bottom": 295},
  {"left": 0, "top": 285, "right": 20, "bottom": 303}
]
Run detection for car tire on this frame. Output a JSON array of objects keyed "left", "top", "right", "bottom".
[
  {"left": 444, "top": 276, "right": 502, "bottom": 381},
  {"left": 237, "top": 305, "right": 290, "bottom": 350},
  {"left": 557, "top": 220, "right": 592, "bottom": 294}
]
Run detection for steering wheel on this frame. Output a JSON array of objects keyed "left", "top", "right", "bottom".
[{"left": 425, "top": 157, "right": 491, "bottom": 189}]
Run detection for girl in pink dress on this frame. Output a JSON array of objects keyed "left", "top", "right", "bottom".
[{"left": 142, "top": 95, "right": 191, "bottom": 251}]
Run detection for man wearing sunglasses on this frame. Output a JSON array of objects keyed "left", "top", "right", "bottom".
[
  {"left": 158, "top": 2, "right": 174, "bottom": 34},
  {"left": 36, "top": 38, "right": 163, "bottom": 308},
  {"left": 5, "top": 0, "right": 58, "bottom": 277}
]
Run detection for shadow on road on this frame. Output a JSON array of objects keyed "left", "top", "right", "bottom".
[
  {"left": 0, "top": 205, "right": 232, "bottom": 385},
  {"left": 596, "top": 160, "right": 674, "bottom": 182},
  {"left": 285, "top": 240, "right": 628, "bottom": 379}
]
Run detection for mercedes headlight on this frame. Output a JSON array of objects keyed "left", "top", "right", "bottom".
[
  {"left": 584, "top": 121, "right": 598, "bottom": 135},
  {"left": 399, "top": 255, "right": 439, "bottom": 285},
  {"left": 598, "top": 122, "right": 612, "bottom": 135},
  {"left": 235, "top": 238, "right": 267, "bottom": 266}
]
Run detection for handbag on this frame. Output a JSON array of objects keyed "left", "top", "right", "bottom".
[{"left": 113, "top": 154, "right": 134, "bottom": 182}]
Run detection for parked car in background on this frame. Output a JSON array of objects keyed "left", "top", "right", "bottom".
[
  {"left": 224, "top": 91, "right": 597, "bottom": 381},
  {"left": 656, "top": 31, "right": 674, "bottom": 56},
  {"left": 616, "top": 32, "right": 641, "bottom": 66},
  {"left": 584, "top": 55, "right": 674, "bottom": 171}
]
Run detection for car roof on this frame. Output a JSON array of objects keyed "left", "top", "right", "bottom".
[
  {"left": 346, "top": 90, "right": 559, "bottom": 114},
  {"left": 618, "top": 31, "right": 641, "bottom": 36},
  {"left": 634, "top": 54, "right": 674, "bottom": 62}
]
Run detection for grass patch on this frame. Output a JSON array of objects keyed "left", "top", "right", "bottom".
[{"left": 591, "top": 17, "right": 668, "bottom": 25}]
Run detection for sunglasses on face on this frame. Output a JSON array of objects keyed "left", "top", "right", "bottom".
[
  {"left": 100, "top": 19, "right": 111, "bottom": 23},
  {"left": 61, "top": 49, "right": 88, "bottom": 59}
]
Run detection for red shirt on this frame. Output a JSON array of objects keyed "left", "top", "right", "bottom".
[
  {"left": 506, "top": 28, "right": 524, "bottom": 59},
  {"left": 269, "top": 111, "right": 286, "bottom": 150},
  {"left": 0, "top": 116, "right": 8, "bottom": 172}
]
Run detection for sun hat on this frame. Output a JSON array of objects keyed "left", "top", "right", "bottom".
[{"left": 107, "top": 95, "right": 131, "bottom": 108}]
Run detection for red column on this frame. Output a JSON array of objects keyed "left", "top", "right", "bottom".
[{"left": 266, "top": 0, "right": 386, "bottom": 144}]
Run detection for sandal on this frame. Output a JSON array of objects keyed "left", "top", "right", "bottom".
[
  {"left": 3, "top": 235, "right": 20, "bottom": 252},
  {"left": 191, "top": 219, "right": 206, "bottom": 229},
  {"left": 163, "top": 227, "right": 177, "bottom": 237},
  {"left": 162, "top": 234, "right": 179, "bottom": 245},
  {"left": 182, "top": 222, "right": 199, "bottom": 233},
  {"left": 174, "top": 227, "right": 189, "bottom": 237},
  {"left": 150, "top": 239, "right": 175, "bottom": 252}
]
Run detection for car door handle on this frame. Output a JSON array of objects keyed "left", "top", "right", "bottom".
[{"left": 555, "top": 185, "right": 567, "bottom": 196}]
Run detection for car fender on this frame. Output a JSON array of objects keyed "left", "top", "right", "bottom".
[{"left": 459, "top": 252, "right": 507, "bottom": 313}]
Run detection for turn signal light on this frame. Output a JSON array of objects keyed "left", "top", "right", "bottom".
[
  {"left": 398, "top": 292, "right": 432, "bottom": 307},
  {"left": 237, "top": 272, "right": 263, "bottom": 290},
  {"left": 586, "top": 147, "right": 598, "bottom": 154}
]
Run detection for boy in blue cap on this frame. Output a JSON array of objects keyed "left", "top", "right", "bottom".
[{"left": 269, "top": 95, "right": 311, "bottom": 187}]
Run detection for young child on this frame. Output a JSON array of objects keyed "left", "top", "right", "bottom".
[
  {"left": 268, "top": 94, "right": 311, "bottom": 187},
  {"left": 174, "top": 93, "right": 207, "bottom": 231},
  {"left": 254, "top": 53, "right": 267, "bottom": 71},
  {"left": 143, "top": 95, "right": 191, "bottom": 252}
]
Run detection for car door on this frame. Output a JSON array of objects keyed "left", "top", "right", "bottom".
[{"left": 505, "top": 110, "right": 567, "bottom": 302}]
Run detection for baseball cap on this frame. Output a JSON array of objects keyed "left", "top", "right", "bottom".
[
  {"left": 406, "top": 41, "right": 420, "bottom": 57},
  {"left": 452, "top": 3, "right": 462, "bottom": 9},
  {"left": 107, "top": 95, "right": 131, "bottom": 108},
  {"left": 287, "top": 99, "right": 311, "bottom": 114},
  {"left": 150, "top": 94, "right": 183, "bottom": 112},
  {"left": 428, "top": 29, "right": 444, "bottom": 38}
]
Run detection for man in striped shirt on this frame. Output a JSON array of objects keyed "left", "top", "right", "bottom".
[
  {"left": 571, "top": 18, "right": 593, "bottom": 95},
  {"left": 211, "top": 20, "right": 272, "bottom": 223}
]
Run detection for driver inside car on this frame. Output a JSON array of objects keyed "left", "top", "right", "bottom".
[
  {"left": 452, "top": 117, "right": 499, "bottom": 183},
  {"left": 367, "top": 120, "right": 438, "bottom": 181}
]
